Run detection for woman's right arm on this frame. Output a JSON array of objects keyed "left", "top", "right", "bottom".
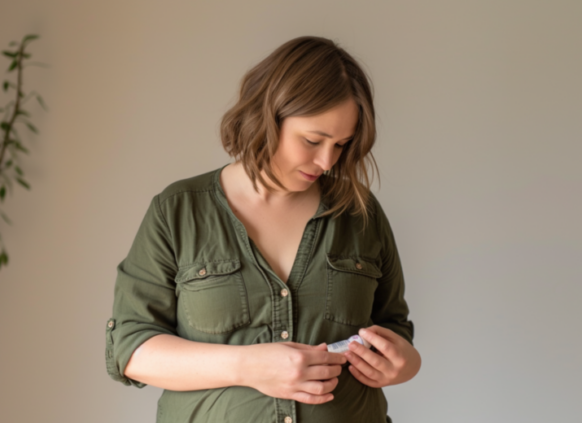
[
  {"left": 124, "top": 334, "right": 346, "bottom": 404},
  {"left": 109, "top": 194, "right": 344, "bottom": 404}
]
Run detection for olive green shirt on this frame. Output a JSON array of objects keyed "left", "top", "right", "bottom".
[{"left": 106, "top": 166, "right": 414, "bottom": 423}]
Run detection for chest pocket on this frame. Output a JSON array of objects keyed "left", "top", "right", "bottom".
[
  {"left": 325, "top": 255, "right": 382, "bottom": 327},
  {"left": 175, "top": 259, "right": 250, "bottom": 334}
]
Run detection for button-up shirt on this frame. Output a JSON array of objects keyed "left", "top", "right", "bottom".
[{"left": 106, "top": 166, "right": 414, "bottom": 423}]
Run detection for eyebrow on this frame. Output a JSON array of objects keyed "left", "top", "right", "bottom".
[{"left": 307, "top": 130, "right": 354, "bottom": 141}]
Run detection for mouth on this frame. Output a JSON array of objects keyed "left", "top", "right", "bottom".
[{"left": 299, "top": 171, "right": 321, "bottom": 182}]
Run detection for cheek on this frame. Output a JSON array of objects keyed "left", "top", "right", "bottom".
[{"left": 279, "top": 141, "right": 311, "bottom": 167}]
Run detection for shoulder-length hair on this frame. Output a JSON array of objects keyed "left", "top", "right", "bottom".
[{"left": 220, "top": 35, "right": 378, "bottom": 223}]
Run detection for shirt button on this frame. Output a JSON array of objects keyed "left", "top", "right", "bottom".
[
  {"left": 284, "top": 417, "right": 293, "bottom": 423},
  {"left": 199, "top": 268, "right": 207, "bottom": 276},
  {"left": 281, "top": 331, "right": 289, "bottom": 340},
  {"left": 107, "top": 320, "right": 114, "bottom": 328},
  {"left": 280, "top": 288, "right": 289, "bottom": 297},
  {"left": 355, "top": 262, "right": 363, "bottom": 270}
]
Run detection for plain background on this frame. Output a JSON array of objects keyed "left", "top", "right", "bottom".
[{"left": 1, "top": 1, "right": 580, "bottom": 422}]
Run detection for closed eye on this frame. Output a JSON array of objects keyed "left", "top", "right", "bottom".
[{"left": 305, "top": 138, "right": 351, "bottom": 148}]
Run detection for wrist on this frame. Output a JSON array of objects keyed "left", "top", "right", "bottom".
[{"left": 232, "top": 344, "right": 255, "bottom": 388}]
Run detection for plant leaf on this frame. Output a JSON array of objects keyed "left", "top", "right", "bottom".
[
  {"left": 8, "top": 60, "right": 18, "bottom": 72},
  {"left": 0, "top": 211, "right": 11, "bottom": 225},
  {"left": 1, "top": 174, "right": 13, "bottom": 192},
  {"left": 23, "top": 34, "right": 40, "bottom": 43},
  {"left": 2, "top": 81, "right": 9, "bottom": 92},
  {"left": 25, "top": 122, "right": 38, "bottom": 134},
  {"left": 36, "top": 95, "right": 47, "bottom": 110},
  {"left": 9, "top": 41, "right": 18, "bottom": 46},
  {"left": 16, "top": 178, "right": 30, "bottom": 190},
  {"left": 14, "top": 166, "right": 23, "bottom": 176},
  {"left": 14, "top": 142, "right": 29, "bottom": 154},
  {"left": 16, "top": 109, "right": 30, "bottom": 117},
  {"left": 0, "top": 186, "right": 5, "bottom": 201},
  {"left": 4, "top": 160, "right": 12, "bottom": 168},
  {"left": 0, "top": 121, "right": 9, "bottom": 131},
  {"left": 2, "top": 51, "right": 17, "bottom": 59},
  {"left": 0, "top": 251, "right": 9, "bottom": 266}
]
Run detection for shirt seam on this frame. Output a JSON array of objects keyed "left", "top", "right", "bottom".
[{"left": 159, "top": 187, "right": 214, "bottom": 206}]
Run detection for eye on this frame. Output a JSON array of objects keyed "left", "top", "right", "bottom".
[
  {"left": 336, "top": 139, "right": 352, "bottom": 149},
  {"left": 304, "top": 138, "right": 318, "bottom": 146}
]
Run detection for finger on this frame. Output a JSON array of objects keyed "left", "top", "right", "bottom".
[
  {"left": 304, "top": 364, "right": 343, "bottom": 381},
  {"left": 344, "top": 350, "right": 384, "bottom": 381},
  {"left": 313, "top": 343, "right": 329, "bottom": 351},
  {"left": 359, "top": 328, "right": 397, "bottom": 359},
  {"left": 348, "top": 365, "right": 381, "bottom": 388},
  {"left": 348, "top": 339, "right": 387, "bottom": 370},
  {"left": 300, "top": 377, "right": 339, "bottom": 396},
  {"left": 365, "top": 325, "right": 399, "bottom": 340},
  {"left": 305, "top": 350, "right": 347, "bottom": 366},
  {"left": 292, "top": 391, "right": 334, "bottom": 405}
]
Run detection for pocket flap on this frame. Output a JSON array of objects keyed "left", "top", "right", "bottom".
[
  {"left": 175, "top": 259, "right": 241, "bottom": 283},
  {"left": 326, "top": 255, "right": 382, "bottom": 279}
]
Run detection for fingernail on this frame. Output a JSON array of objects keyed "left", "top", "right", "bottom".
[{"left": 359, "top": 328, "right": 368, "bottom": 336}]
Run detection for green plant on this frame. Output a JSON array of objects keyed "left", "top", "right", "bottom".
[{"left": 0, "top": 34, "right": 46, "bottom": 270}]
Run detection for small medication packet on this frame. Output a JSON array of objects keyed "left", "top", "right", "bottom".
[{"left": 327, "top": 335, "right": 371, "bottom": 353}]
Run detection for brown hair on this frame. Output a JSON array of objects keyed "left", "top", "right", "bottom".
[{"left": 220, "top": 35, "right": 378, "bottom": 222}]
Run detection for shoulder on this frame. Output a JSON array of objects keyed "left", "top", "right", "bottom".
[
  {"left": 157, "top": 168, "right": 220, "bottom": 205},
  {"left": 345, "top": 190, "right": 387, "bottom": 231},
  {"left": 362, "top": 191, "right": 396, "bottom": 243}
]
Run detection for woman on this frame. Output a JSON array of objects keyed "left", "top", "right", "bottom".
[{"left": 106, "top": 35, "right": 421, "bottom": 423}]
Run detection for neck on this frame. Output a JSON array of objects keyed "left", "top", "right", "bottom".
[{"left": 230, "top": 162, "right": 319, "bottom": 205}]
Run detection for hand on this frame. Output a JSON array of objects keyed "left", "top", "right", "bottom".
[
  {"left": 243, "top": 342, "right": 347, "bottom": 404},
  {"left": 344, "top": 326, "right": 421, "bottom": 388}
]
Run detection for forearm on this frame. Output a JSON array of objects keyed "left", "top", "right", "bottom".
[{"left": 124, "top": 334, "right": 247, "bottom": 391}]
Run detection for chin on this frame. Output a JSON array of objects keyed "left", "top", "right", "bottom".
[{"left": 290, "top": 180, "right": 315, "bottom": 192}]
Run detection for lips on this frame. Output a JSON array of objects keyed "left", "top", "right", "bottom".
[{"left": 299, "top": 171, "right": 321, "bottom": 181}]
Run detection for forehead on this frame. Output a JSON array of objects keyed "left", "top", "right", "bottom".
[{"left": 282, "top": 99, "right": 359, "bottom": 138}]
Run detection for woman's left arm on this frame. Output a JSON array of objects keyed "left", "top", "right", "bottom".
[
  {"left": 346, "top": 195, "right": 421, "bottom": 387},
  {"left": 344, "top": 325, "right": 421, "bottom": 387}
]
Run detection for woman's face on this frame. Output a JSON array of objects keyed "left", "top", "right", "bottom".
[{"left": 270, "top": 98, "right": 359, "bottom": 192}]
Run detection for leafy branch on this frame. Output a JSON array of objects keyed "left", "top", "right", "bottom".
[{"left": 0, "top": 34, "right": 46, "bottom": 270}]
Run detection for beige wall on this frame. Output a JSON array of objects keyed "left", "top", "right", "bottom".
[{"left": 1, "top": 1, "right": 580, "bottom": 422}]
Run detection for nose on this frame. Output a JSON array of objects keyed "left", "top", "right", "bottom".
[{"left": 313, "top": 145, "right": 336, "bottom": 171}]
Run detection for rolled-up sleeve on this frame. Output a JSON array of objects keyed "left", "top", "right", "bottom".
[
  {"left": 370, "top": 198, "right": 415, "bottom": 345},
  {"left": 105, "top": 194, "right": 179, "bottom": 387}
]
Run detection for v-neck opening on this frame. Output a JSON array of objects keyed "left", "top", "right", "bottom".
[{"left": 213, "top": 165, "right": 327, "bottom": 287}]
